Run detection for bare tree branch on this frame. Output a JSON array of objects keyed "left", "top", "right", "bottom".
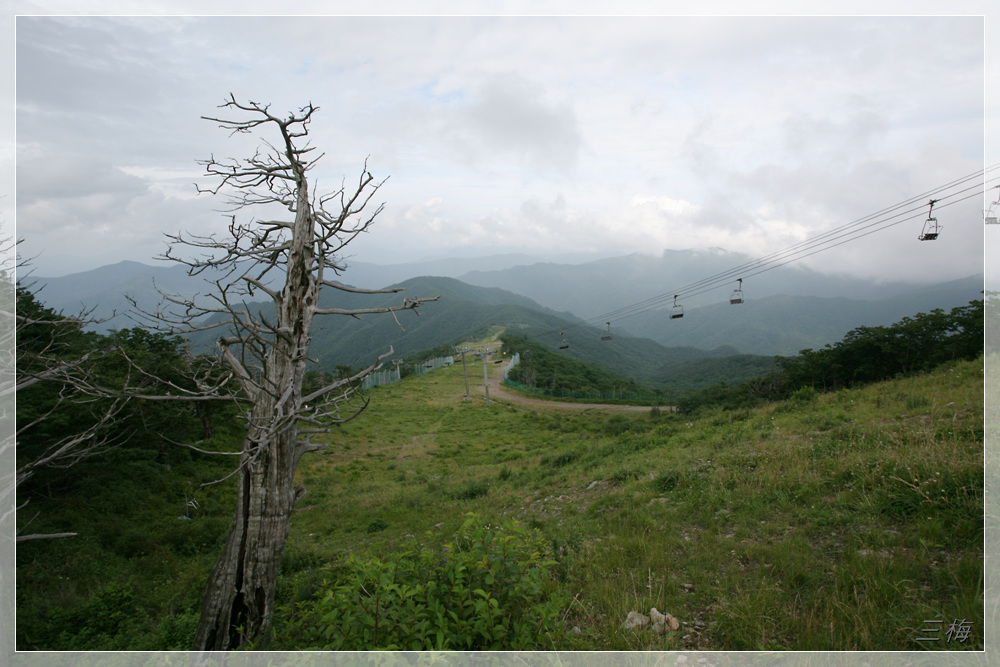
[{"left": 72, "top": 96, "right": 442, "bottom": 650}]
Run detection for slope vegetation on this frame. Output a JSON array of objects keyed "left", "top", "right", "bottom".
[
  {"left": 272, "top": 354, "right": 983, "bottom": 650},
  {"left": 16, "top": 327, "right": 984, "bottom": 650}
]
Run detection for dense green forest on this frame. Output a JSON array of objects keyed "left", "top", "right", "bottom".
[
  {"left": 15, "top": 286, "right": 246, "bottom": 649},
  {"left": 677, "top": 298, "right": 985, "bottom": 414},
  {"left": 501, "top": 334, "right": 652, "bottom": 397},
  {"left": 16, "top": 287, "right": 236, "bottom": 490}
]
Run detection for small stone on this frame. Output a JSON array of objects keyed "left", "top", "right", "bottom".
[
  {"left": 676, "top": 656, "right": 688, "bottom": 665},
  {"left": 571, "top": 626, "right": 582, "bottom": 634},
  {"left": 649, "top": 608, "right": 680, "bottom": 631},
  {"left": 622, "top": 610, "right": 650, "bottom": 629}
]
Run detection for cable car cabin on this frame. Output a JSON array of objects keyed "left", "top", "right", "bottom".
[
  {"left": 730, "top": 278, "right": 744, "bottom": 305},
  {"left": 558, "top": 333, "right": 570, "bottom": 350},
  {"left": 670, "top": 295, "right": 684, "bottom": 319},
  {"left": 919, "top": 217, "right": 940, "bottom": 241},
  {"left": 919, "top": 199, "right": 941, "bottom": 241},
  {"left": 601, "top": 323, "right": 613, "bottom": 341}
]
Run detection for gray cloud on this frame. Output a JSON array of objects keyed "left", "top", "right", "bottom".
[
  {"left": 16, "top": 155, "right": 147, "bottom": 204},
  {"left": 441, "top": 72, "right": 582, "bottom": 172},
  {"left": 10, "top": 13, "right": 989, "bottom": 283}
]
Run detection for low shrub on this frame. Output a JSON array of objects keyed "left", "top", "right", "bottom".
[
  {"left": 542, "top": 451, "right": 580, "bottom": 467},
  {"left": 448, "top": 479, "right": 491, "bottom": 500},
  {"left": 274, "top": 514, "right": 574, "bottom": 650}
]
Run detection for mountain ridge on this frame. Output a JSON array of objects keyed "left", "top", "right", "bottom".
[{"left": 25, "top": 252, "right": 982, "bottom": 380}]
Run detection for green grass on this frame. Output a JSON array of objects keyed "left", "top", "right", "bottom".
[
  {"left": 278, "top": 352, "right": 984, "bottom": 651},
  {"left": 16, "top": 347, "right": 985, "bottom": 651}
]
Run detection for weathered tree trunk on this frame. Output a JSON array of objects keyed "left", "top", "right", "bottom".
[
  {"left": 193, "top": 165, "right": 316, "bottom": 651},
  {"left": 192, "top": 424, "right": 300, "bottom": 650},
  {"left": 149, "top": 96, "right": 438, "bottom": 650}
]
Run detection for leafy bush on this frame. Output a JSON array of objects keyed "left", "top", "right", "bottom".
[
  {"left": 650, "top": 471, "right": 681, "bottom": 493},
  {"left": 274, "top": 514, "right": 574, "bottom": 650},
  {"left": 447, "top": 479, "right": 491, "bottom": 500},
  {"left": 608, "top": 467, "right": 642, "bottom": 485},
  {"left": 603, "top": 414, "right": 633, "bottom": 436},
  {"left": 790, "top": 386, "right": 817, "bottom": 402},
  {"left": 367, "top": 518, "right": 389, "bottom": 533},
  {"left": 542, "top": 451, "right": 580, "bottom": 467}
]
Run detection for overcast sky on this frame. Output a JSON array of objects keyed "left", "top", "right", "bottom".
[{"left": 6, "top": 2, "right": 997, "bottom": 285}]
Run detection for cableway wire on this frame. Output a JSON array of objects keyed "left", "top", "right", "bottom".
[
  {"left": 544, "top": 164, "right": 999, "bottom": 339},
  {"left": 651, "top": 179, "right": 991, "bottom": 307}
]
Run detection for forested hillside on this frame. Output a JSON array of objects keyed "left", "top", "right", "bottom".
[
  {"left": 501, "top": 335, "right": 651, "bottom": 397},
  {"left": 677, "top": 298, "right": 984, "bottom": 413}
]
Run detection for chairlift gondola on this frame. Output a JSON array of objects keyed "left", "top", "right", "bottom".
[
  {"left": 986, "top": 186, "right": 1000, "bottom": 225},
  {"left": 919, "top": 199, "right": 941, "bottom": 241},
  {"left": 558, "top": 332, "right": 569, "bottom": 350},
  {"left": 670, "top": 295, "right": 684, "bottom": 320},
  {"left": 730, "top": 278, "right": 744, "bottom": 305},
  {"left": 601, "top": 322, "right": 613, "bottom": 341}
]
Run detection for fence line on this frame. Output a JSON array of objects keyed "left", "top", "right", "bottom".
[
  {"left": 358, "top": 355, "right": 457, "bottom": 392},
  {"left": 411, "top": 355, "right": 455, "bottom": 377},
  {"left": 503, "top": 353, "right": 520, "bottom": 380},
  {"left": 360, "top": 368, "right": 401, "bottom": 391}
]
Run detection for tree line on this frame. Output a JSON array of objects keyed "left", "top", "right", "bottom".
[
  {"left": 677, "top": 298, "right": 985, "bottom": 414},
  {"left": 501, "top": 334, "right": 651, "bottom": 397},
  {"left": 14, "top": 286, "right": 237, "bottom": 515}
]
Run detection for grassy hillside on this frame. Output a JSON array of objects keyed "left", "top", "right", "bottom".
[
  {"left": 16, "top": 343, "right": 983, "bottom": 650},
  {"left": 272, "top": 355, "right": 983, "bottom": 650}
]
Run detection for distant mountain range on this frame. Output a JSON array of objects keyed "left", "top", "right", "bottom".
[
  {"left": 179, "top": 274, "right": 762, "bottom": 390},
  {"left": 26, "top": 250, "right": 983, "bottom": 390},
  {"left": 621, "top": 275, "right": 983, "bottom": 356},
  {"left": 182, "top": 275, "right": 584, "bottom": 370},
  {"left": 457, "top": 248, "right": 931, "bottom": 316},
  {"left": 25, "top": 260, "right": 263, "bottom": 332}
]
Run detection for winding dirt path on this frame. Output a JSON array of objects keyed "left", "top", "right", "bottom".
[{"left": 480, "top": 361, "right": 663, "bottom": 413}]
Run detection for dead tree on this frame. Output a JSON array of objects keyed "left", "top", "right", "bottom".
[{"left": 126, "top": 96, "right": 437, "bottom": 650}]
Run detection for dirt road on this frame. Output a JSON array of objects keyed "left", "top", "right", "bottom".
[{"left": 481, "top": 362, "right": 663, "bottom": 413}]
